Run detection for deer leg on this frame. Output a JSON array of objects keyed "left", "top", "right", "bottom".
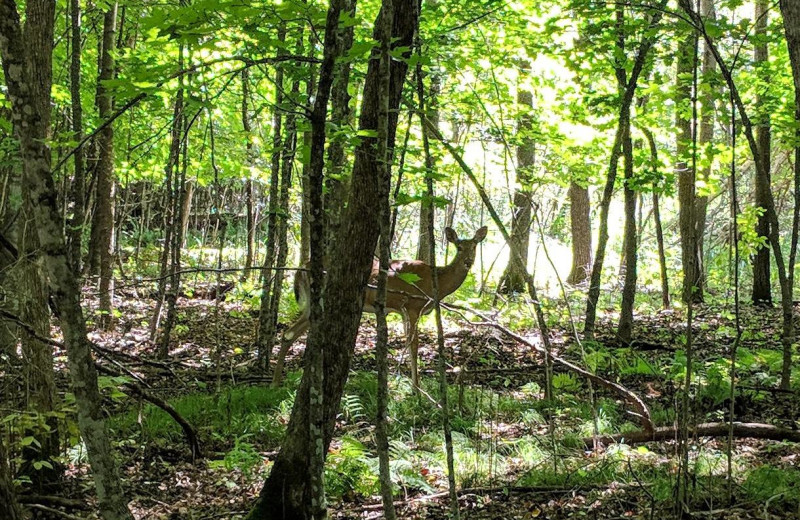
[
  {"left": 405, "top": 311, "right": 421, "bottom": 389},
  {"left": 271, "top": 307, "right": 310, "bottom": 387}
]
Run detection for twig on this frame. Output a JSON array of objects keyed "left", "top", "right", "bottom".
[{"left": 25, "top": 504, "right": 86, "bottom": 520}]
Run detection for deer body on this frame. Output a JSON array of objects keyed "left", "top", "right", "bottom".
[{"left": 271, "top": 227, "right": 487, "bottom": 387}]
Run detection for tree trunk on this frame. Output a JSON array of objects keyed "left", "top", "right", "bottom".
[
  {"left": 242, "top": 68, "right": 256, "bottom": 277},
  {"left": 151, "top": 55, "right": 184, "bottom": 348},
  {"left": 0, "top": 433, "right": 22, "bottom": 520},
  {"left": 416, "top": 74, "right": 440, "bottom": 264},
  {"left": 254, "top": 24, "right": 287, "bottom": 365},
  {"left": 615, "top": 5, "right": 639, "bottom": 345},
  {"left": 694, "top": 0, "right": 716, "bottom": 291},
  {"left": 179, "top": 179, "right": 193, "bottom": 246},
  {"left": 92, "top": 4, "right": 119, "bottom": 330},
  {"left": 67, "top": 0, "right": 85, "bottom": 273},
  {"left": 641, "top": 127, "right": 670, "bottom": 309},
  {"left": 778, "top": 0, "right": 800, "bottom": 388},
  {"left": 653, "top": 191, "right": 670, "bottom": 308},
  {"left": 617, "top": 117, "right": 637, "bottom": 343},
  {"left": 17, "top": 200, "right": 61, "bottom": 487},
  {"left": 375, "top": 1, "right": 396, "bottom": 515},
  {"left": 752, "top": 0, "right": 772, "bottom": 305},
  {"left": 323, "top": 0, "right": 356, "bottom": 256},
  {"left": 300, "top": 63, "right": 318, "bottom": 265},
  {"left": 499, "top": 68, "right": 533, "bottom": 294},
  {"left": 159, "top": 100, "right": 190, "bottom": 358},
  {"left": 676, "top": 27, "right": 702, "bottom": 304},
  {"left": 0, "top": 2, "right": 134, "bottom": 518},
  {"left": 264, "top": 80, "right": 299, "bottom": 361},
  {"left": 584, "top": 0, "right": 665, "bottom": 337},
  {"left": 247, "top": 2, "right": 419, "bottom": 517},
  {"left": 566, "top": 181, "right": 591, "bottom": 285},
  {"left": 680, "top": 0, "right": 793, "bottom": 392}
]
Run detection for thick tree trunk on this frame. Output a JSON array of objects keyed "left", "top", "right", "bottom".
[
  {"left": 323, "top": 0, "right": 356, "bottom": 256},
  {"left": 0, "top": 168, "right": 16, "bottom": 356},
  {"left": 92, "top": 4, "right": 119, "bottom": 330},
  {"left": 17, "top": 200, "right": 61, "bottom": 486},
  {"left": 566, "top": 182, "right": 591, "bottom": 285},
  {"left": 499, "top": 71, "right": 533, "bottom": 294},
  {"left": 752, "top": 0, "right": 772, "bottom": 305},
  {"left": 0, "top": 2, "right": 134, "bottom": 518},
  {"left": 247, "top": 2, "right": 418, "bottom": 517}
]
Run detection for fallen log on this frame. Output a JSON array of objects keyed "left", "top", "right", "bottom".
[{"left": 585, "top": 422, "right": 800, "bottom": 448}]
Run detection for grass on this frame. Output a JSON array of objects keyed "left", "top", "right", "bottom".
[
  {"left": 110, "top": 383, "right": 295, "bottom": 449},
  {"left": 108, "top": 348, "right": 798, "bottom": 508}
]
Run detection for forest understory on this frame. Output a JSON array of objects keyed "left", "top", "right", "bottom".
[{"left": 22, "top": 286, "right": 800, "bottom": 520}]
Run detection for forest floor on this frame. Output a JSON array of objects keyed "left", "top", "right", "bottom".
[{"left": 27, "top": 289, "right": 800, "bottom": 519}]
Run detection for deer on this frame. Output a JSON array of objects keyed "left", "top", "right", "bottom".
[{"left": 270, "top": 226, "right": 488, "bottom": 387}]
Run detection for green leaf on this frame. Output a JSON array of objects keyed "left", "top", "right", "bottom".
[
  {"left": 397, "top": 272, "right": 421, "bottom": 285},
  {"left": 20, "top": 436, "right": 40, "bottom": 448},
  {"left": 33, "top": 460, "right": 53, "bottom": 471},
  {"left": 356, "top": 129, "right": 378, "bottom": 138}
]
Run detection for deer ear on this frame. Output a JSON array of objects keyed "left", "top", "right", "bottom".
[
  {"left": 445, "top": 227, "right": 459, "bottom": 243},
  {"left": 474, "top": 226, "right": 488, "bottom": 242}
]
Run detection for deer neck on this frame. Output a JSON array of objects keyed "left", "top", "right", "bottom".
[{"left": 434, "top": 251, "right": 472, "bottom": 298}]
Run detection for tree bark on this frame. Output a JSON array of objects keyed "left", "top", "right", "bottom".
[
  {"left": 0, "top": 433, "right": 22, "bottom": 520},
  {"left": 680, "top": 0, "right": 794, "bottom": 391},
  {"left": 499, "top": 67, "right": 534, "bottom": 294},
  {"left": 323, "top": 0, "right": 356, "bottom": 256},
  {"left": 254, "top": 25, "right": 286, "bottom": 365},
  {"left": 17, "top": 201, "right": 61, "bottom": 486},
  {"left": 92, "top": 4, "right": 119, "bottom": 330},
  {"left": 617, "top": 119, "right": 637, "bottom": 344},
  {"left": 149, "top": 89, "right": 182, "bottom": 343},
  {"left": 264, "top": 79, "right": 299, "bottom": 363},
  {"left": 242, "top": 68, "right": 257, "bottom": 278},
  {"left": 0, "top": 1, "right": 134, "bottom": 518},
  {"left": 566, "top": 181, "right": 591, "bottom": 285},
  {"left": 159, "top": 101, "right": 190, "bottom": 358},
  {"left": 416, "top": 74, "right": 440, "bottom": 264},
  {"left": 376, "top": 1, "right": 397, "bottom": 515},
  {"left": 778, "top": 0, "right": 800, "bottom": 388},
  {"left": 67, "top": 0, "right": 85, "bottom": 273},
  {"left": 584, "top": 0, "right": 666, "bottom": 338},
  {"left": 676, "top": 26, "right": 702, "bottom": 304},
  {"left": 247, "top": 2, "right": 419, "bottom": 517},
  {"left": 694, "top": 0, "right": 716, "bottom": 291},
  {"left": 641, "top": 127, "right": 670, "bottom": 308},
  {"left": 752, "top": 0, "right": 772, "bottom": 305}
]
